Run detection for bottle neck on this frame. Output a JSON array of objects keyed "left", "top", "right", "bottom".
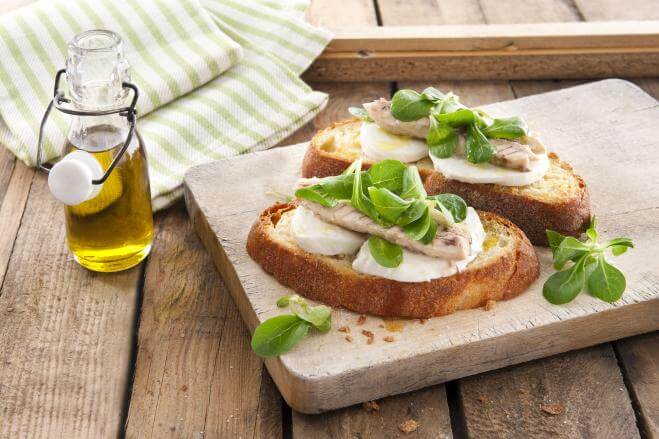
[
  {"left": 66, "top": 30, "right": 130, "bottom": 111},
  {"left": 65, "top": 30, "right": 132, "bottom": 153}
]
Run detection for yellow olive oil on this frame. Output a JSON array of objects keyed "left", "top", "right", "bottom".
[{"left": 64, "top": 126, "right": 153, "bottom": 272}]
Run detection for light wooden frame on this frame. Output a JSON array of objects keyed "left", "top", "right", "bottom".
[{"left": 304, "top": 21, "right": 659, "bottom": 81}]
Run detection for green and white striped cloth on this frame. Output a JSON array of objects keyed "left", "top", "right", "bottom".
[{"left": 0, "top": 0, "right": 331, "bottom": 209}]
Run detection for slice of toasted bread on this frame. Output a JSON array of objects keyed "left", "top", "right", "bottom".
[
  {"left": 301, "top": 119, "right": 591, "bottom": 245},
  {"left": 246, "top": 202, "right": 539, "bottom": 318}
]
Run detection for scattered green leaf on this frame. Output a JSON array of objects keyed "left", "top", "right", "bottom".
[
  {"left": 543, "top": 221, "right": 633, "bottom": 306},
  {"left": 251, "top": 314, "right": 311, "bottom": 358}
]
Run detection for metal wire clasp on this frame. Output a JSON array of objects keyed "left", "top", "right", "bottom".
[{"left": 36, "top": 68, "right": 139, "bottom": 185}]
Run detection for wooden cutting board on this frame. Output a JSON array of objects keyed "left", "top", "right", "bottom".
[{"left": 184, "top": 79, "right": 659, "bottom": 414}]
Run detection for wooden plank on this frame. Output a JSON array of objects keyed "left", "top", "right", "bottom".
[
  {"left": 306, "top": 0, "right": 377, "bottom": 30},
  {"left": 479, "top": 0, "right": 582, "bottom": 23},
  {"left": 323, "top": 22, "right": 659, "bottom": 52},
  {"left": 305, "top": 21, "right": 659, "bottom": 81},
  {"left": 293, "top": 385, "right": 451, "bottom": 438},
  {"left": 458, "top": 344, "right": 639, "bottom": 438},
  {"left": 615, "top": 332, "right": 659, "bottom": 437},
  {"left": 278, "top": 0, "right": 386, "bottom": 146},
  {"left": 570, "top": 4, "right": 659, "bottom": 436},
  {"left": 575, "top": 0, "right": 659, "bottom": 21},
  {"left": 0, "top": 161, "right": 32, "bottom": 288},
  {"left": 291, "top": 3, "right": 447, "bottom": 436},
  {"left": 0, "top": 147, "right": 16, "bottom": 202},
  {"left": 125, "top": 204, "right": 281, "bottom": 438},
  {"left": 453, "top": 4, "right": 643, "bottom": 437},
  {"left": 377, "top": 0, "right": 484, "bottom": 25},
  {"left": 184, "top": 79, "right": 659, "bottom": 414},
  {"left": 277, "top": 82, "right": 390, "bottom": 145},
  {"left": 0, "top": 173, "right": 141, "bottom": 438}
]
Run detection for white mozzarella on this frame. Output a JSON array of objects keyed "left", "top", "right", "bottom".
[
  {"left": 352, "top": 207, "right": 486, "bottom": 282},
  {"left": 291, "top": 206, "right": 366, "bottom": 256},
  {"left": 359, "top": 122, "right": 428, "bottom": 163},
  {"left": 430, "top": 151, "right": 549, "bottom": 186}
]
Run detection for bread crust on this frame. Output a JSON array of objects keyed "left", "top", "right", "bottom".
[
  {"left": 246, "top": 203, "right": 539, "bottom": 319},
  {"left": 301, "top": 119, "right": 591, "bottom": 245}
]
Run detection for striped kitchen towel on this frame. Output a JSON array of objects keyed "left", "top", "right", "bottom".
[{"left": 0, "top": 0, "right": 331, "bottom": 209}]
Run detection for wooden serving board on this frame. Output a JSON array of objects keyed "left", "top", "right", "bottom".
[{"left": 184, "top": 79, "right": 659, "bottom": 414}]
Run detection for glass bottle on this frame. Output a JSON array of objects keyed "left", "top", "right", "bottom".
[{"left": 39, "top": 30, "right": 153, "bottom": 272}]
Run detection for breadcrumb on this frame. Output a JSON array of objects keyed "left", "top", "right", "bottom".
[
  {"left": 477, "top": 395, "right": 489, "bottom": 403},
  {"left": 357, "top": 315, "right": 367, "bottom": 325},
  {"left": 485, "top": 300, "right": 497, "bottom": 311},
  {"left": 363, "top": 400, "right": 380, "bottom": 412},
  {"left": 362, "top": 329, "right": 374, "bottom": 344},
  {"left": 419, "top": 318, "right": 428, "bottom": 324},
  {"left": 398, "top": 419, "right": 418, "bottom": 434},
  {"left": 345, "top": 335, "right": 353, "bottom": 342},
  {"left": 338, "top": 326, "right": 350, "bottom": 333},
  {"left": 541, "top": 403, "right": 563, "bottom": 415},
  {"left": 383, "top": 336, "right": 395, "bottom": 343}
]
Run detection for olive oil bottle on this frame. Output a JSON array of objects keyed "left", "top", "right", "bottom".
[
  {"left": 64, "top": 126, "right": 153, "bottom": 272},
  {"left": 39, "top": 30, "right": 153, "bottom": 272}
]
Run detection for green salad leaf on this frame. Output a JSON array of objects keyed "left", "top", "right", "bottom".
[
  {"left": 294, "top": 185, "right": 338, "bottom": 208},
  {"left": 428, "top": 193, "right": 468, "bottom": 223},
  {"left": 251, "top": 314, "right": 311, "bottom": 357},
  {"left": 482, "top": 116, "right": 528, "bottom": 139},
  {"left": 288, "top": 295, "right": 332, "bottom": 332},
  {"left": 427, "top": 117, "right": 459, "bottom": 159},
  {"left": 402, "top": 206, "right": 433, "bottom": 240},
  {"left": 421, "top": 87, "right": 445, "bottom": 101},
  {"left": 251, "top": 295, "right": 333, "bottom": 357},
  {"left": 294, "top": 158, "right": 472, "bottom": 269},
  {"left": 396, "top": 199, "right": 427, "bottom": 227},
  {"left": 435, "top": 108, "right": 476, "bottom": 127},
  {"left": 387, "top": 87, "right": 529, "bottom": 166},
  {"left": 543, "top": 217, "right": 633, "bottom": 305},
  {"left": 367, "top": 159, "right": 407, "bottom": 193},
  {"left": 349, "top": 106, "right": 373, "bottom": 122},
  {"left": 390, "top": 89, "right": 435, "bottom": 121},
  {"left": 400, "top": 165, "right": 427, "bottom": 200},
  {"left": 543, "top": 253, "right": 588, "bottom": 304},
  {"left": 368, "top": 236, "right": 403, "bottom": 268},
  {"left": 368, "top": 187, "right": 412, "bottom": 223},
  {"left": 465, "top": 123, "right": 496, "bottom": 164}
]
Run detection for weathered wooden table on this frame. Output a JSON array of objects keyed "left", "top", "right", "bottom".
[{"left": 0, "top": 1, "right": 657, "bottom": 438}]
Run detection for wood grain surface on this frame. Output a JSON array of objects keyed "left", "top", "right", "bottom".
[
  {"left": 185, "top": 80, "right": 659, "bottom": 413},
  {"left": 0, "top": 174, "right": 141, "bottom": 438},
  {"left": 125, "top": 205, "right": 281, "bottom": 438},
  {"left": 0, "top": 0, "right": 657, "bottom": 436}
]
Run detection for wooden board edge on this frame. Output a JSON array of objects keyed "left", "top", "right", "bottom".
[
  {"left": 185, "top": 178, "right": 659, "bottom": 413},
  {"left": 305, "top": 52, "right": 659, "bottom": 82},
  {"left": 275, "top": 299, "right": 659, "bottom": 413},
  {"left": 325, "top": 22, "right": 659, "bottom": 52}
]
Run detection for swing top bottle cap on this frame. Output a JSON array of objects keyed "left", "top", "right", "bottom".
[
  {"left": 66, "top": 30, "right": 130, "bottom": 109},
  {"left": 48, "top": 151, "right": 103, "bottom": 206}
]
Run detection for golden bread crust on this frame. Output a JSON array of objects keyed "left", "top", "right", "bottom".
[
  {"left": 301, "top": 119, "right": 591, "bottom": 245},
  {"left": 246, "top": 203, "right": 539, "bottom": 318}
]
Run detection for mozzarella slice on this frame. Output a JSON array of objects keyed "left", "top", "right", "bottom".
[
  {"left": 360, "top": 122, "right": 428, "bottom": 163},
  {"left": 430, "top": 151, "right": 549, "bottom": 186},
  {"left": 352, "top": 208, "right": 485, "bottom": 282},
  {"left": 291, "top": 206, "right": 366, "bottom": 256}
]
